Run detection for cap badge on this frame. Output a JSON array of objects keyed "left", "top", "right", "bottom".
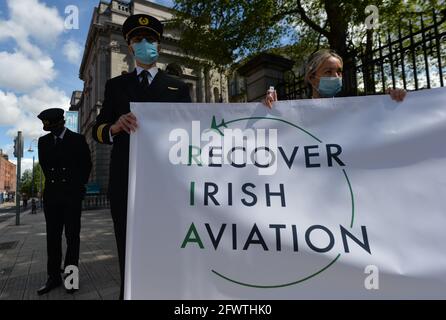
[{"left": 139, "top": 17, "right": 149, "bottom": 26}]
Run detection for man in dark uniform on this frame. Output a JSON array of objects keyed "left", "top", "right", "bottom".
[
  {"left": 92, "top": 14, "right": 191, "bottom": 299},
  {"left": 37, "top": 108, "right": 92, "bottom": 295}
]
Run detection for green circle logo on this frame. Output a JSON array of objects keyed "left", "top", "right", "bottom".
[{"left": 209, "top": 116, "right": 355, "bottom": 288}]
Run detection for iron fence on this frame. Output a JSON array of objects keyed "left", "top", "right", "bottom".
[{"left": 277, "top": 9, "right": 446, "bottom": 100}]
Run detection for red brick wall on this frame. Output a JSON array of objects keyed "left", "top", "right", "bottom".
[{"left": 0, "top": 157, "right": 16, "bottom": 193}]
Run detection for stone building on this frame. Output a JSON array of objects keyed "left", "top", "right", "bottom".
[
  {"left": 228, "top": 53, "right": 296, "bottom": 102},
  {"left": 71, "top": 0, "right": 229, "bottom": 193}
]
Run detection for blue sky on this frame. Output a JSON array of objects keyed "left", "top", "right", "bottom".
[{"left": 0, "top": 0, "right": 173, "bottom": 172}]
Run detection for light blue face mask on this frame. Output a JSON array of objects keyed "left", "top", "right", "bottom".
[
  {"left": 318, "top": 77, "right": 343, "bottom": 97},
  {"left": 132, "top": 39, "right": 159, "bottom": 65}
]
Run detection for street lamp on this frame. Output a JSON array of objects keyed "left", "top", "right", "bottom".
[{"left": 28, "top": 138, "right": 41, "bottom": 207}]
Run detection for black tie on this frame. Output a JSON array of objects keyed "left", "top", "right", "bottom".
[
  {"left": 140, "top": 70, "right": 150, "bottom": 88},
  {"left": 55, "top": 137, "right": 62, "bottom": 146}
]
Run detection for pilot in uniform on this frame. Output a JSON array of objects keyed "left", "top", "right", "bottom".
[
  {"left": 37, "top": 108, "right": 92, "bottom": 295},
  {"left": 92, "top": 14, "right": 191, "bottom": 299}
]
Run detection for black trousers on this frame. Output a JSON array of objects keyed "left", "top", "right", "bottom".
[
  {"left": 110, "top": 195, "right": 127, "bottom": 300},
  {"left": 43, "top": 197, "right": 82, "bottom": 278}
]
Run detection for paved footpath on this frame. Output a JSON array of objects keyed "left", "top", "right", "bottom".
[{"left": 0, "top": 207, "right": 120, "bottom": 300}]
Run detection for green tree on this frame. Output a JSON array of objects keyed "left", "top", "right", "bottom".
[
  {"left": 173, "top": 0, "right": 445, "bottom": 95},
  {"left": 20, "top": 163, "right": 44, "bottom": 197}
]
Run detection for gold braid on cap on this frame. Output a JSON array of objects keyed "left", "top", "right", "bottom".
[{"left": 125, "top": 26, "right": 160, "bottom": 42}]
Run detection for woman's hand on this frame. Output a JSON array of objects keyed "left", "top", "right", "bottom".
[
  {"left": 387, "top": 88, "right": 407, "bottom": 102},
  {"left": 110, "top": 112, "right": 138, "bottom": 135},
  {"left": 263, "top": 89, "right": 278, "bottom": 109}
]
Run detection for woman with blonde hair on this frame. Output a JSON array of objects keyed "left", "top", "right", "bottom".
[{"left": 264, "top": 49, "right": 406, "bottom": 108}]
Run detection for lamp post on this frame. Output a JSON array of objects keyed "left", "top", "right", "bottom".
[
  {"left": 28, "top": 138, "right": 39, "bottom": 207},
  {"left": 14, "top": 131, "right": 23, "bottom": 225}
]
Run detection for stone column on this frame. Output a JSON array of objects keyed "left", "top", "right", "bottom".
[{"left": 199, "top": 67, "right": 206, "bottom": 103}]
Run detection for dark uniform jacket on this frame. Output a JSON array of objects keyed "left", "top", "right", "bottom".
[
  {"left": 38, "top": 129, "right": 92, "bottom": 202},
  {"left": 92, "top": 69, "right": 191, "bottom": 204}
]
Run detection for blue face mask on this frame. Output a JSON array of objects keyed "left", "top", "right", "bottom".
[
  {"left": 132, "top": 39, "right": 159, "bottom": 65},
  {"left": 318, "top": 77, "right": 342, "bottom": 97}
]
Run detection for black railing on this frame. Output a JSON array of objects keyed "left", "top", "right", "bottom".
[
  {"left": 278, "top": 9, "right": 446, "bottom": 100},
  {"left": 82, "top": 194, "right": 110, "bottom": 210},
  {"left": 355, "top": 9, "right": 446, "bottom": 94},
  {"left": 276, "top": 71, "right": 308, "bottom": 100}
]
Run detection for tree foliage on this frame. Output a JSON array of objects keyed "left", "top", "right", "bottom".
[
  {"left": 173, "top": 0, "right": 445, "bottom": 65},
  {"left": 173, "top": 0, "right": 284, "bottom": 66},
  {"left": 20, "top": 163, "right": 44, "bottom": 197}
]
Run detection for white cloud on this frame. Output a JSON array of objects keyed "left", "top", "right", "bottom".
[
  {"left": 0, "top": 0, "right": 65, "bottom": 60},
  {"left": 19, "top": 86, "right": 70, "bottom": 115},
  {"left": 63, "top": 39, "right": 83, "bottom": 64},
  {"left": 6, "top": 0, "right": 65, "bottom": 44},
  {"left": 0, "top": 0, "right": 66, "bottom": 93},
  {"left": 10, "top": 158, "right": 34, "bottom": 173},
  {"left": 2, "top": 144, "right": 39, "bottom": 172},
  {"left": 0, "top": 0, "right": 69, "bottom": 139},
  {"left": 0, "top": 86, "right": 70, "bottom": 139},
  {"left": 0, "top": 51, "right": 56, "bottom": 92},
  {"left": 0, "top": 0, "right": 73, "bottom": 145},
  {"left": 6, "top": 116, "right": 46, "bottom": 141},
  {"left": 0, "top": 90, "right": 21, "bottom": 125}
]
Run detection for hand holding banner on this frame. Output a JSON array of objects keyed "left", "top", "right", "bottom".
[{"left": 126, "top": 88, "right": 446, "bottom": 299}]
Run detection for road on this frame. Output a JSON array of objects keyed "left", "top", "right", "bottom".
[
  {"left": 0, "top": 205, "right": 15, "bottom": 224},
  {"left": 0, "top": 204, "right": 34, "bottom": 224}
]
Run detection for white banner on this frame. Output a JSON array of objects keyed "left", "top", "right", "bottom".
[{"left": 126, "top": 88, "right": 446, "bottom": 300}]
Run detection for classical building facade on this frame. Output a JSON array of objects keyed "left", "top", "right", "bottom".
[
  {"left": 71, "top": 0, "right": 229, "bottom": 193},
  {"left": 0, "top": 150, "right": 16, "bottom": 200}
]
